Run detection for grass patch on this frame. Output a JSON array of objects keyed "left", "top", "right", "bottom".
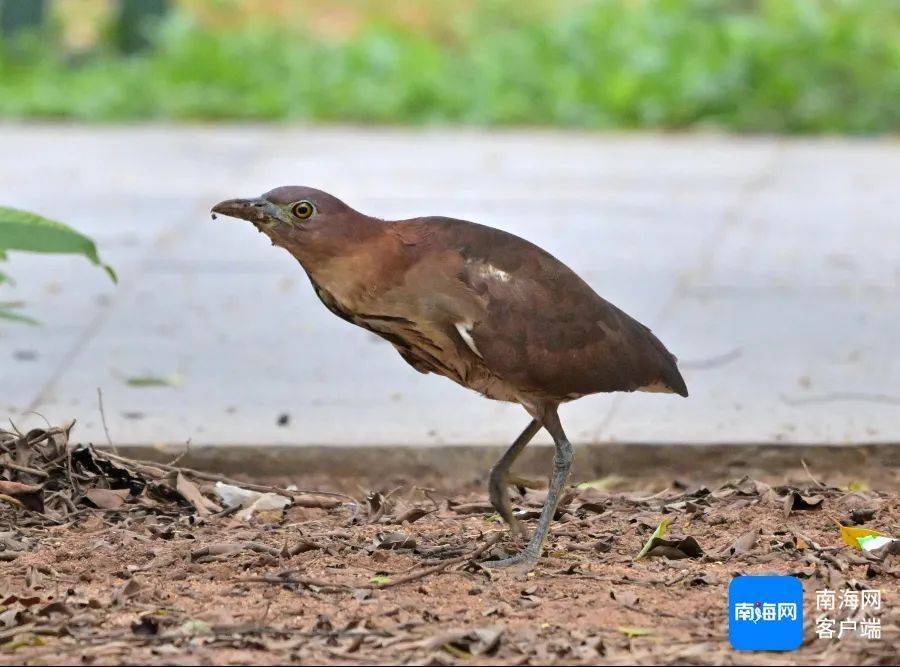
[{"left": 1, "top": 0, "right": 898, "bottom": 133}]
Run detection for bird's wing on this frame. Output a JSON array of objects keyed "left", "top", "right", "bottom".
[{"left": 420, "top": 217, "right": 687, "bottom": 399}]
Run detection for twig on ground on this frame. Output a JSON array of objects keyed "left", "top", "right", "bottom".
[
  {"left": 191, "top": 542, "right": 281, "bottom": 561},
  {"left": 238, "top": 532, "right": 503, "bottom": 593},
  {"left": 96, "top": 388, "right": 119, "bottom": 455},
  {"left": 364, "top": 531, "right": 502, "bottom": 590},
  {"left": 24, "top": 411, "right": 52, "bottom": 429},
  {"left": 167, "top": 438, "right": 192, "bottom": 467},
  {"left": 99, "top": 449, "right": 356, "bottom": 505},
  {"left": 631, "top": 487, "right": 674, "bottom": 502},
  {"left": 63, "top": 626, "right": 392, "bottom": 648},
  {"left": 48, "top": 490, "right": 77, "bottom": 514},
  {"left": 236, "top": 574, "right": 352, "bottom": 592},
  {"left": 801, "top": 458, "right": 826, "bottom": 489},
  {"left": 0, "top": 460, "right": 49, "bottom": 478},
  {"left": 0, "top": 493, "right": 23, "bottom": 508},
  {"left": 416, "top": 486, "right": 443, "bottom": 511},
  {"left": 2, "top": 423, "right": 74, "bottom": 450},
  {"left": 210, "top": 503, "right": 242, "bottom": 519},
  {"left": 4, "top": 418, "right": 24, "bottom": 439}
]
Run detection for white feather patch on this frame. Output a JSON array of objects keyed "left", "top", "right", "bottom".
[
  {"left": 638, "top": 380, "right": 672, "bottom": 394},
  {"left": 474, "top": 263, "right": 511, "bottom": 282},
  {"left": 455, "top": 322, "right": 483, "bottom": 358}
]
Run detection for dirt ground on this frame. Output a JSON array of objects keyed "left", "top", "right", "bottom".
[{"left": 1, "top": 427, "right": 899, "bottom": 665}]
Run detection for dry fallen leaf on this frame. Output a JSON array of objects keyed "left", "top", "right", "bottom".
[
  {"left": 174, "top": 473, "right": 221, "bottom": 516},
  {"left": 783, "top": 491, "right": 824, "bottom": 518},
  {"left": 610, "top": 589, "right": 640, "bottom": 607},
  {"left": 392, "top": 507, "right": 432, "bottom": 524},
  {"left": 722, "top": 529, "right": 759, "bottom": 558},
  {"left": 374, "top": 531, "right": 416, "bottom": 550},
  {"left": 84, "top": 488, "right": 129, "bottom": 510},
  {"left": 423, "top": 626, "right": 504, "bottom": 657},
  {"left": 644, "top": 536, "right": 704, "bottom": 560},
  {"left": 0, "top": 481, "right": 43, "bottom": 513},
  {"left": 113, "top": 579, "right": 145, "bottom": 606}
]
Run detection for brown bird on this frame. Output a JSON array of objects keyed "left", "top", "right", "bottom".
[{"left": 212, "top": 186, "right": 687, "bottom": 567}]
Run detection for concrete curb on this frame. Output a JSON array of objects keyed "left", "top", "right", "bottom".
[{"left": 111, "top": 442, "right": 900, "bottom": 485}]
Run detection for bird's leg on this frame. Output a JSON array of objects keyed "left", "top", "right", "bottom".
[
  {"left": 488, "top": 419, "right": 541, "bottom": 539},
  {"left": 484, "top": 406, "right": 573, "bottom": 569}
]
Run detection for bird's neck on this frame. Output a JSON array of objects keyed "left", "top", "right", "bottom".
[{"left": 293, "top": 223, "right": 411, "bottom": 311}]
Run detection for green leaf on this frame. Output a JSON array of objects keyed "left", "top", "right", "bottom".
[
  {"left": 1, "top": 633, "right": 45, "bottom": 650},
  {"left": 0, "top": 305, "right": 38, "bottom": 325},
  {"left": 368, "top": 575, "right": 392, "bottom": 586},
  {"left": 635, "top": 517, "right": 670, "bottom": 561},
  {"left": 841, "top": 525, "right": 885, "bottom": 549},
  {"left": 0, "top": 206, "right": 117, "bottom": 283},
  {"left": 125, "top": 374, "right": 181, "bottom": 388},
  {"left": 827, "top": 514, "right": 886, "bottom": 550},
  {"left": 617, "top": 626, "right": 652, "bottom": 638},
  {"left": 179, "top": 619, "right": 212, "bottom": 637},
  {"left": 577, "top": 475, "right": 626, "bottom": 491}
]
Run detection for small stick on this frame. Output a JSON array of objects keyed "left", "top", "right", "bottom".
[
  {"left": 0, "top": 460, "right": 49, "bottom": 478},
  {"left": 240, "top": 532, "right": 503, "bottom": 592},
  {"left": 800, "top": 458, "right": 826, "bottom": 489},
  {"left": 5, "top": 424, "right": 70, "bottom": 450},
  {"left": 210, "top": 503, "right": 242, "bottom": 519},
  {"left": 99, "top": 449, "right": 356, "bottom": 503},
  {"left": 631, "top": 487, "right": 673, "bottom": 502},
  {"left": 96, "top": 388, "right": 119, "bottom": 455},
  {"left": 365, "top": 531, "right": 502, "bottom": 590},
  {"left": 48, "top": 490, "right": 77, "bottom": 514},
  {"left": 416, "top": 486, "right": 442, "bottom": 511},
  {"left": 24, "top": 410, "right": 52, "bottom": 429},
  {"left": 167, "top": 438, "right": 191, "bottom": 467},
  {"left": 258, "top": 599, "right": 272, "bottom": 626},
  {"left": 236, "top": 574, "right": 351, "bottom": 591},
  {"left": 0, "top": 493, "right": 23, "bottom": 508},
  {"left": 5, "top": 419, "right": 24, "bottom": 437}
]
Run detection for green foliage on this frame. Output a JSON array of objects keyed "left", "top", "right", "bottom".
[
  {"left": 0, "top": 206, "right": 117, "bottom": 282},
  {"left": 0, "top": 206, "right": 116, "bottom": 324},
  {"left": 0, "top": 303, "right": 38, "bottom": 325},
  {"left": 0, "top": 0, "right": 899, "bottom": 133}
]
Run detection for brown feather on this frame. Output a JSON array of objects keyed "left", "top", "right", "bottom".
[
  {"left": 214, "top": 187, "right": 687, "bottom": 403},
  {"left": 386, "top": 217, "right": 688, "bottom": 401}
]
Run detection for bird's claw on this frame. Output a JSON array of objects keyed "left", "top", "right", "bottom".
[
  {"left": 507, "top": 517, "right": 529, "bottom": 542},
  {"left": 481, "top": 547, "right": 540, "bottom": 570}
]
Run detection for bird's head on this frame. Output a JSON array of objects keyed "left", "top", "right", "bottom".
[{"left": 211, "top": 186, "right": 372, "bottom": 260}]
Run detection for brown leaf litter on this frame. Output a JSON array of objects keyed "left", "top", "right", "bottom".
[{"left": 1, "top": 423, "right": 899, "bottom": 664}]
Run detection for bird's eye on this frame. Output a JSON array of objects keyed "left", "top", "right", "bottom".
[{"left": 291, "top": 201, "right": 314, "bottom": 219}]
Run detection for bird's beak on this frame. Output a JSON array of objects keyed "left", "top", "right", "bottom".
[{"left": 210, "top": 197, "right": 269, "bottom": 223}]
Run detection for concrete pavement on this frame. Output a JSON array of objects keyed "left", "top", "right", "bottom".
[{"left": 1, "top": 125, "right": 898, "bottom": 446}]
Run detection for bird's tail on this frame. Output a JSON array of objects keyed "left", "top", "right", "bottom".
[
  {"left": 663, "top": 363, "right": 689, "bottom": 397},
  {"left": 644, "top": 328, "right": 689, "bottom": 397}
]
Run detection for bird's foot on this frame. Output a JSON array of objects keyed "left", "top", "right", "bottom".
[
  {"left": 507, "top": 517, "right": 529, "bottom": 542},
  {"left": 481, "top": 546, "right": 540, "bottom": 570}
]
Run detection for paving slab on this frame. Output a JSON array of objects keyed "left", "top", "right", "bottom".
[{"left": 0, "top": 125, "right": 896, "bottom": 446}]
